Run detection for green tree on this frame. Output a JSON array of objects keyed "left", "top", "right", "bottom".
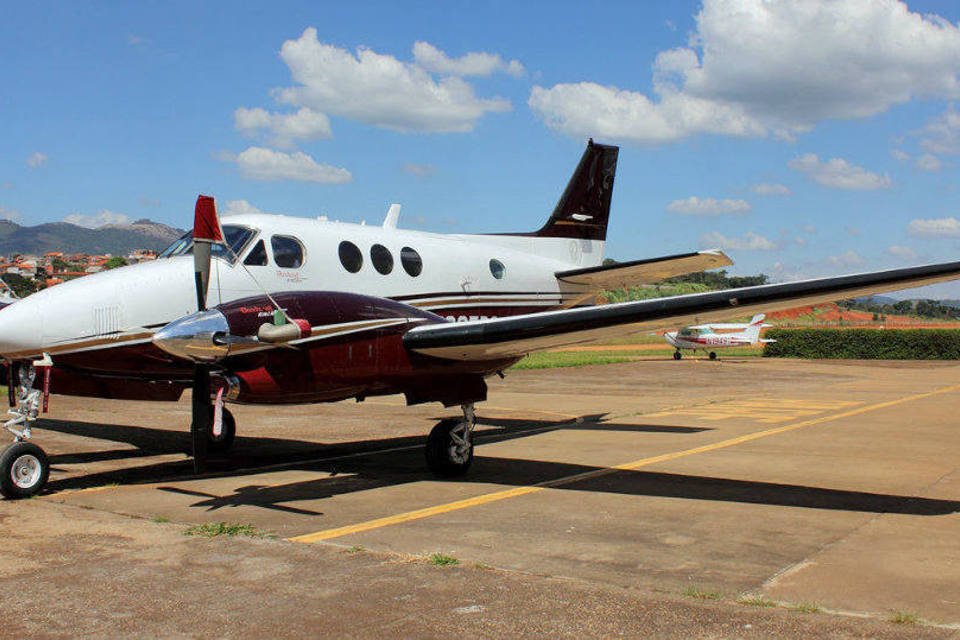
[
  {"left": 103, "top": 256, "right": 128, "bottom": 270},
  {"left": 1, "top": 273, "right": 37, "bottom": 298}
]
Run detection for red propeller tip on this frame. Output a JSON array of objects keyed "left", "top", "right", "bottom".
[{"left": 194, "top": 195, "right": 224, "bottom": 243}]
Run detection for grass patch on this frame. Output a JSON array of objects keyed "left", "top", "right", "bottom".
[
  {"left": 890, "top": 610, "right": 920, "bottom": 624},
  {"left": 428, "top": 553, "right": 459, "bottom": 566},
  {"left": 737, "top": 594, "right": 777, "bottom": 608},
  {"left": 512, "top": 352, "right": 636, "bottom": 370},
  {"left": 345, "top": 545, "right": 364, "bottom": 554},
  {"left": 790, "top": 602, "right": 821, "bottom": 613},
  {"left": 151, "top": 515, "right": 171, "bottom": 524},
  {"left": 183, "top": 522, "right": 273, "bottom": 538},
  {"left": 681, "top": 585, "right": 723, "bottom": 600}
]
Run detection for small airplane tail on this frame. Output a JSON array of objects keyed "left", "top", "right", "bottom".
[
  {"left": 744, "top": 314, "right": 768, "bottom": 343},
  {"left": 519, "top": 139, "right": 618, "bottom": 242}
]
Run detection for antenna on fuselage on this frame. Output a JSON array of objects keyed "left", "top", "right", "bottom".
[{"left": 383, "top": 203, "right": 401, "bottom": 230}]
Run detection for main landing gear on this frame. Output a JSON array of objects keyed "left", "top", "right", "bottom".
[
  {"left": 426, "top": 403, "right": 476, "bottom": 477},
  {"left": 709, "top": 351, "right": 717, "bottom": 360},
  {"left": 2, "top": 362, "right": 50, "bottom": 499},
  {"left": 207, "top": 406, "right": 237, "bottom": 454}
]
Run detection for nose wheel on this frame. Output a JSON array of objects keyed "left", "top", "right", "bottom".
[
  {"left": 673, "top": 350, "right": 682, "bottom": 360},
  {"left": 1, "top": 441, "right": 49, "bottom": 499}
]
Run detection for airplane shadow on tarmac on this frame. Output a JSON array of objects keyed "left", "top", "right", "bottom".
[{"left": 33, "top": 414, "right": 960, "bottom": 517}]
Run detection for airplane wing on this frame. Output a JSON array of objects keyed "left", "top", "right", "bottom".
[
  {"left": 555, "top": 249, "right": 733, "bottom": 290},
  {"left": 404, "top": 261, "right": 960, "bottom": 361}
]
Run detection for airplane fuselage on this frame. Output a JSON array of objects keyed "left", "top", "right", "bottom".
[{"left": 0, "top": 213, "right": 602, "bottom": 405}]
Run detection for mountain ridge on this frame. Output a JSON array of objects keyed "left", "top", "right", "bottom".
[{"left": 0, "top": 219, "right": 185, "bottom": 255}]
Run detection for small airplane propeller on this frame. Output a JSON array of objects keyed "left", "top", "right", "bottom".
[{"left": 190, "top": 195, "right": 223, "bottom": 473}]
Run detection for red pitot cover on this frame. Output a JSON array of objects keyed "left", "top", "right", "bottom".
[{"left": 193, "top": 195, "right": 224, "bottom": 243}]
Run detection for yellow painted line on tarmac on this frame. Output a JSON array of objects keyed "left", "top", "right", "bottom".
[
  {"left": 289, "top": 383, "right": 960, "bottom": 544},
  {"left": 644, "top": 398, "right": 862, "bottom": 424}
]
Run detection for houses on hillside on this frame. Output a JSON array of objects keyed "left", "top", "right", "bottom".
[{"left": 0, "top": 248, "right": 159, "bottom": 293}]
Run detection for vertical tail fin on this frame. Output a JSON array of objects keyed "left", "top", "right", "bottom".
[
  {"left": 745, "top": 314, "right": 768, "bottom": 343},
  {"left": 528, "top": 139, "right": 619, "bottom": 241}
]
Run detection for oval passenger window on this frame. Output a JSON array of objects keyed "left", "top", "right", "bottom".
[
  {"left": 371, "top": 244, "right": 394, "bottom": 275},
  {"left": 338, "top": 241, "right": 363, "bottom": 273},
  {"left": 400, "top": 246, "right": 422, "bottom": 277},
  {"left": 489, "top": 258, "right": 505, "bottom": 279},
  {"left": 271, "top": 235, "right": 304, "bottom": 269}
]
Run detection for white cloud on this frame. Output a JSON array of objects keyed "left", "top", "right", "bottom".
[
  {"left": 887, "top": 245, "right": 917, "bottom": 260},
  {"left": 530, "top": 0, "right": 960, "bottom": 145},
  {"left": 402, "top": 162, "right": 435, "bottom": 178},
  {"left": 0, "top": 206, "right": 21, "bottom": 223},
  {"left": 827, "top": 250, "right": 866, "bottom": 269},
  {"left": 699, "top": 230, "right": 776, "bottom": 251},
  {"left": 915, "top": 153, "right": 942, "bottom": 172},
  {"left": 234, "top": 107, "right": 332, "bottom": 148},
  {"left": 891, "top": 149, "right": 910, "bottom": 162},
  {"left": 751, "top": 183, "right": 791, "bottom": 196},
  {"left": 412, "top": 41, "right": 524, "bottom": 77},
  {"left": 666, "top": 196, "right": 751, "bottom": 215},
  {"left": 221, "top": 200, "right": 277, "bottom": 218},
  {"left": 64, "top": 210, "right": 131, "bottom": 228},
  {"left": 908, "top": 216, "right": 960, "bottom": 238},
  {"left": 26, "top": 152, "right": 47, "bottom": 168},
  {"left": 274, "top": 28, "right": 511, "bottom": 133},
  {"left": 920, "top": 105, "right": 960, "bottom": 155},
  {"left": 788, "top": 154, "right": 891, "bottom": 190},
  {"left": 232, "top": 147, "right": 352, "bottom": 183}
]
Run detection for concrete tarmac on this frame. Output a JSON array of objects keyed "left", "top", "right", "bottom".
[{"left": 2, "top": 357, "right": 959, "bottom": 638}]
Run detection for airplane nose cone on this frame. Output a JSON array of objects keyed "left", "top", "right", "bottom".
[
  {"left": 153, "top": 309, "right": 230, "bottom": 362},
  {"left": 0, "top": 301, "right": 43, "bottom": 358}
]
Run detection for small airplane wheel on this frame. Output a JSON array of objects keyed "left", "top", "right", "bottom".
[
  {"left": 0, "top": 441, "right": 50, "bottom": 499},
  {"left": 425, "top": 418, "right": 473, "bottom": 478},
  {"left": 207, "top": 407, "right": 236, "bottom": 454},
  {"left": 709, "top": 351, "right": 717, "bottom": 360},
  {"left": 673, "top": 351, "right": 682, "bottom": 360}
]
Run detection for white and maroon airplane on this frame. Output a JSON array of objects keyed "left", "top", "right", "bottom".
[
  {"left": 664, "top": 313, "right": 774, "bottom": 360},
  {"left": 2, "top": 140, "right": 960, "bottom": 498}
]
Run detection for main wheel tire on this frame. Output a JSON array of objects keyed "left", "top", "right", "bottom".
[
  {"left": 673, "top": 351, "right": 682, "bottom": 360},
  {"left": 207, "top": 408, "right": 236, "bottom": 454},
  {"left": 709, "top": 351, "right": 717, "bottom": 360},
  {"left": 425, "top": 418, "right": 474, "bottom": 477},
  {"left": 0, "top": 442, "right": 50, "bottom": 499}
]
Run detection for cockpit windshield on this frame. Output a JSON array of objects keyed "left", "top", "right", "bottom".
[
  {"left": 678, "top": 327, "right": 700, "bottom": 338},
  {"left": 158, "top": 225, "right": 256, "bottom": 265}
]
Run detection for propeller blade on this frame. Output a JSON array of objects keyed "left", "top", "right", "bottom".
[
  {"left": 189, "top": 195, "right": 224, "bottom": 471},
  {"left": 193, "top": 195, "right": 224, "bottom": 312},
  {"left": 190, "top": 363, "right": 211, "bottom": 473}
]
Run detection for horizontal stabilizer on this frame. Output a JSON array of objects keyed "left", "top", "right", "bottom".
[
  {"left": 404, "top": 260, "right": 960, "bottom": 361},
  {"left": 556, "top": 250, "right": 733, "bottom": 290}
]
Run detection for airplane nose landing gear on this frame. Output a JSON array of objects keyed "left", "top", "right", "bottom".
[
  {"left": 1, "top": 441, "right": 49, "bottom": 499},
  {"left": 2, "top": 360, "right": 52, "bottom": 499},
  {"left": 425, "top": 403, "right": 476, "bottom": 477}
]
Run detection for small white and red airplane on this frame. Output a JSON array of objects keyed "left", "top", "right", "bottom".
[
  {"left": 664, "top": 313, "right": 774, "bottom": 360},
  {"left": 2, "top": 140, "right": 960, "bottom": 499}
]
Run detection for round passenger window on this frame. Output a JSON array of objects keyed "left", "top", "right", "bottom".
[
  {"left": 338, "top": 241, "right": 363, "bottom": 273},
  {"left": 489, "top": 258, "right": 505, "bottom": 279},
  {"left": 271, "top": 235, "right": 305, "bottom": 268},
  {"left": 400, "top": 246, "right": 422, "bottom": 277},
  {"left": 370, "top": 244, "right": 394, "bottom": 275}
]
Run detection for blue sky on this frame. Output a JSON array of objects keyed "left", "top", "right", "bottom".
[{"left": 3, "top": 0, "right": 960, "bottom": 296}]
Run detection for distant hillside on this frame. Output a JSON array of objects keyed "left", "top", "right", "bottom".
[{"left": 0, "top": 218, "right": 184, "bottom": 255}]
